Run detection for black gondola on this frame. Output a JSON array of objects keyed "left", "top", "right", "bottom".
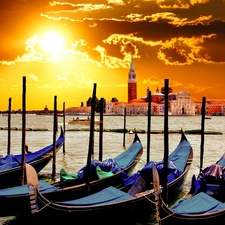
[
  {"left": 0, "top": 127, "right": 65, "bottom": 188},
  {"left": 157, "top": 152, "right": 225, "bottom": 225},
  {"left": 27, "top": 130, "right": 193, "bottom": 220},
  {"left": 0, "top": 132, "right": 143, "bottom": 217}
]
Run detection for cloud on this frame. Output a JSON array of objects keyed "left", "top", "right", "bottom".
[
  {"left": 29, "top": 74, "right": 39, "bottom": 81},
  {"left": 1, "top": 0, "right": 225, "bottom": 67}
]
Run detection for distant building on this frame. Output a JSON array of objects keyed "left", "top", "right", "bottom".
[
  {"left": 65, "top": 106, "right": 91, "bottom": 115},
  {"left": 128, "top": 56, "right": 137, "bottom": 102},
  {"left": 36, "top": 105, "right": 54, "bottom": 115},
  {"left": 170, "top": 90, "right": 196, "bottom": 115},
  {"left": 151, "top": 87, "right": 164, "bottom": 103},
  {"left": 105, "top": 57, "right": 196, "bottom": 115},
  {"left": 66, "top": 56, "right": 225, "bottom": 116},
  {"left": 195, "top": 99, "right": 225, "bottom": 116}
]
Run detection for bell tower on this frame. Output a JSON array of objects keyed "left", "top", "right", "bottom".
[{"left": 128, "top": 56, "right": 137, "bottom": 102}]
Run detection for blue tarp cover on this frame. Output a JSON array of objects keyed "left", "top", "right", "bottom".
[
  {"left": 15, "top": 134, "right": 65, "bottom": 163},
  {"left": 123, "top": 138, "right": 191, "bottom": 186},
  {"left": 189, "top": 152, "right": 225, "bottom": 194},
  {"left": 0, "top": 134, "right": 65, "bottom": 172},
  {"left": 167, "top": 140, "right": 191, "bottom": 172},
  {"left": 54, "top": 186, "right": 134, "bottom": 206},
  {"left": 0, "top": 155, "right": 19, "bottom": 171},
  {"left": 216, "top": 152, "right": 225, "bottom": 167},
  {"left": 75, "top": 159, "right": 121, "bottom": 183},
  {"left": 0, "top": 180, "right": 59, "bottom": 197},
  {"left": 172, "top": 192, "right": 225, "bottom": 214},
  {"left": 60, "top": 141, "right": 143, "bottom": 182},
  {"left": 114, "top": 142, "right": 143, "bottom": 169}
]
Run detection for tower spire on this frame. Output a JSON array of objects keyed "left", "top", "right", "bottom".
[{"left": 130, "top": 56, "right": 134, "bottom": 71}]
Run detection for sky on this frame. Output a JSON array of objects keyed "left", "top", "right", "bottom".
[{"left": 1, "top": 0, "right": 225, "bottom": 110}]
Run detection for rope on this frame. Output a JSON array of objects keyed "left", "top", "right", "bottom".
[
  {"left": 138, "top": 158, "right": 146, "bottom": 165},
  {"left": 159, "top": 203, "right": 176, "bottom": 221},
  {"left": 142, "top": 192, "right": 156, "bottom": 204},
  {"left": 192, "top": 160, "right": 201, "bottom": 169},
  {"left": 37, "top": 201, "right": 52, "bottom": 212}
]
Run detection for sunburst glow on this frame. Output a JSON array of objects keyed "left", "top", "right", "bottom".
[{"left": 39, "top": 32, "right": 65, "bottom": 55}]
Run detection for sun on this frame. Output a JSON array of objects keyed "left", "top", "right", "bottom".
[{"left": 39, "top": 32, "right": 65, "bottom": 55}]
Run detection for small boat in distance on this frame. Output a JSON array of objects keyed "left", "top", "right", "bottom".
[{"left": 68, "top": 116, "right": 101, "bottom": 125}]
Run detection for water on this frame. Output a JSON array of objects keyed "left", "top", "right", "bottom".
[{"left": 0, "top": 114, "right": 225, "bottom": 224}]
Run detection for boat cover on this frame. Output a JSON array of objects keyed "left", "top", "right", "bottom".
[
  {"left": 0, "top": 134, "right": 65, "bottom": 172},
  {"left": 123, "top": 139, "right": 191, "bottom": 186},
  {"left": 216, "top": 152, "right": 225, "bottom": 167},
  {"left": 189, "top": 152, "right": 225, "bottom": 194},
  {"left": 60, "top": 168, "right": 78, "bottom": 181},
  {"left": 60, "top": 141, "right": 143, "bottom": 182},
  {"left": 15, "top": 134, "right": 65, "bottom": 163},
  {"left": 0, "top": 154, "right": 19, "bottom": 171},
  {"left": 53, "top": 186, "right": 134, "bottom": 206},
  {"left": 114, "top": 142, "right": 143, "bottom": 169},
  {"left": 0, "top": 180, "right": 59, "bottom": 197},
  {"left": 167, "top": 140, "right": 192, "bottom": 173},
  {"left": 171, "top": 192, "right": 225, "bottom": 214}
]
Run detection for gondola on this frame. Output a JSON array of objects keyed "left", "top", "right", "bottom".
[
  {"left": 157, "top": 152, "right": 225, "bottom": 224},
  {"left": 56, "top": 132, "right": 143, "bottom": 188},
  {"left": 26, "top": 130, "right": 193, "bottom": 219},
  {"left": 0, "top": 127, "right": 65, "bottom": 188},
  {"left": 0, "top": 132, "right": 143, "bottom": 217}
]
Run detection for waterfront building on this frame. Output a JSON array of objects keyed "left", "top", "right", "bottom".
[
  {"left": 65, "top": 106, "right": 91, "bottom": 115},
  {"left": 195, "top": 99, "right": 225, "bottom": 116},
  {"left": 105, "top": 57, "right": 196, "bottom": 116},
  {"left": 170, "top": 90, "right": 196, "bottom": 115},
  {"left": 105, "top": 88, "right": 195, "bottom": 116},
  {"left": 65, "top": 56, "right": 225, "bottom": 116},
  {"left": 151, "top": 87, "right": 164, "bottom": 103}
]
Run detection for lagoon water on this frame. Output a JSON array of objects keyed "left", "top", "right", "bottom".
[{"left": 0, "top": 114, "right": 225, "bottom": 224}]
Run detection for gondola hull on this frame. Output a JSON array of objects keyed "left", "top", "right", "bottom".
[
  {"left": 0, "top": 128, "right": 65, "bottom": 188},
  {"left": 159, "top": 202, "right": 225, "bottom": 224},
  {"left": 35, "top": 160, "right": 192, "bottom": 218},
  {"left": 158, "top": 151, "right": 225, "bottom": 225},
  {"left": 0, "top": 133, "right": 143, "bottom": 217},
  {"left": 31, "top": 130, "right": 193, "bottom": 219}
]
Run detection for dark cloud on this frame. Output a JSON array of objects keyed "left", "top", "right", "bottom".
[
  {"left": 160, "top": 47, "right": 188, "bottom": 64},
  {"left": 0, "top": 0, "right": 225, "bottom": 65}
]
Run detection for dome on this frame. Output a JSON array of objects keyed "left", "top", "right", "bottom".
[
  {"left": 161, "top": 86, "right": 173, "bottom": 94},
  {"left": 152, "top": 92, "right": 164, "bottom": 96}
]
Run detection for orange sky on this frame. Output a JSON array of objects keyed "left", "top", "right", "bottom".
[{"left": 0, "top": 0, "right": 225, "bottom": 110}]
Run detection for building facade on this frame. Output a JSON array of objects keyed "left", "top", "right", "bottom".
[
  {"left": 170, "top": 90, "right": 196, "bottom": 115},
  {"left": 105, "top": 89, "right": 196, "bottom": 116}
]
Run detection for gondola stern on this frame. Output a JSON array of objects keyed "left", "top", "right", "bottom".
[
  {"left": 26, "top": 164, "right": 40, "bottom": 215},
  {"left": 152, "top": 164, "right": 162, "bottom": 223},
  {"left": 180, "top": 128, "right": 188, "bottom": 142},
  {"left": 133, "top": 132, "right": 141, "bottom": 143}
]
